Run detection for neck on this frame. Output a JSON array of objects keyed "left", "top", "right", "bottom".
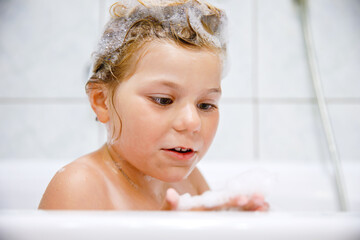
[{"left": 102, "top": 144, "right": 169, "bottom": 203}]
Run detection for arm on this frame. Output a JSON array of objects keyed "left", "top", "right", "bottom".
[{"left": 38, "top": 161, "right": 110, "bottom": 210}]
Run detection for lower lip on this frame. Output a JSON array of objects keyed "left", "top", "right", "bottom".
[{"left": 162, "top": 149, "right": 196, "bottom": 161}]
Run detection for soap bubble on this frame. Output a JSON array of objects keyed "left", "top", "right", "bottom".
[
  {"left": 177, "top": 168, "right": 276, "bottom": 210},
  {"left": 90, "top": 0, "right": 228, "bottom": 81}
]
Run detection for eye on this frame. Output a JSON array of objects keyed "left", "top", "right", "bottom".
[
  {"left": 197, "top": 103, "right": 217, "bottom": 111},
  {"left": 150, "top": 97, "right": 173, "bottom": 106}
]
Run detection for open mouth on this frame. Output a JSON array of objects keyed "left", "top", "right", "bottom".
[
  {"left": 162, "top": 147, "right": 196, "bottom": 161},
  {"left": 168, "top": 147, "right": 194, "bottom": 153}
]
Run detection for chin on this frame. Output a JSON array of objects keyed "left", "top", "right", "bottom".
[{"left": 159, "top": 168, "right": 194, "bottom": 183}]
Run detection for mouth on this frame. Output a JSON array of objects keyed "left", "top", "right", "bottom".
[
  {"left": 162, "top": 147, "right": 196, "bottom": 161},
  {"left": 169, "top": 147, "right": 194, "bottom": 153}
]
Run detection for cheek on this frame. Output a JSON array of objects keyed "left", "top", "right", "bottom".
[
  {"left": 119, "top": 102, "right": 166, "bottom": 149},
  {"left": 202, "top": 113, "right": 220, "bottom": 146},
  {"left": 116, "top": 114, "right": 153, "bottom": 163}
]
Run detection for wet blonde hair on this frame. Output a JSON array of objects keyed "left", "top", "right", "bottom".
[{"left": 86, "top": 0, "right": 227, "bottom": 141}]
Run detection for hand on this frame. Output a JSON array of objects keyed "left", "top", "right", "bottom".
[
  {"left": 161, "top": 188, "right": 269, "bottom": 211},
  {"left": 161, "top": 188, "right": 180, "bottom": 211}
]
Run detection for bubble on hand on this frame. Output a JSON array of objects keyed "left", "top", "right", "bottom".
[{"left": 177, "top": 168, "right": 276, "bottom": 211}]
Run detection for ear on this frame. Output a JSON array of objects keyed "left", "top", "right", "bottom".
[{"left": 87, "top": 83, "right": 110, "bottom": 123}]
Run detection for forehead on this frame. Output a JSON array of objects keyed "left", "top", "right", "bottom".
[
  {"left": 138, "top": 40, "right": 220, "bottom": 66},
  {"left": 126, "top": 40, "right": 222, "bottom": 87}
]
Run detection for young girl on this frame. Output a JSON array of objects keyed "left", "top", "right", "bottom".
[{"left": 39, "top": 0, "right": 269, "bottom": 211}]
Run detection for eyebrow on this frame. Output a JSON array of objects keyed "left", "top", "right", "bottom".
[
  {"left": 152, "top": 80, "right": 222, "bottom": 94},
  {"left": 208, "top": 87, "right": 222, "bottom": 94},
  {"left": 155, "top": 80, "right": 180, "bottom": 90}
]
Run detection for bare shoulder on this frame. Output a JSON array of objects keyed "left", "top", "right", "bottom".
[
  {"left": 187, "top": 166, "right": 210, "bottom": 194},
  {"left": 38, "top": 154, "right": 110, "bottom": 210}
]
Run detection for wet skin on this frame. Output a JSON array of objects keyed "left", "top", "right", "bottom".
[{"left": 39, "top": 40, "right": 221, "bottom": 210}]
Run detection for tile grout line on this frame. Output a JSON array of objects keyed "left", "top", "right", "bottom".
[
  {"left": 98, "top": 0, "right": 106, "bottom": 36},
  {"left": 252, "top": 0, "right": 260, "bottom": 161},
  {"left": 1, "top": 97, "right": 359, "bottom": 105},
  {"left": 97, "top": 0, "right": 105, "bottom": 146},
  {"left": 220, "top": 97, "right": 360, "bottom": 104},
  {"left": 0, "top": 98, "right": 88, "bottom": 104}
]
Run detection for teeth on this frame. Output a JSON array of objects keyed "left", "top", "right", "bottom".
[{"left": 173, "top": 148, "right": 190, "bottom": 152}]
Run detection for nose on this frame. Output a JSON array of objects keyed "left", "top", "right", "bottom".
[{"left": 172, "top": 104, "right": 201, "bottom": 133}]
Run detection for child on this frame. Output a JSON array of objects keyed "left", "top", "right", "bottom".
[{"left": 39, "top": 0, "right": 269, "bottom": 211}]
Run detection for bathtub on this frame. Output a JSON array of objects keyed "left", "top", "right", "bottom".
[{"left": 0, "top": 159, "right": 359, "bottom": 239}]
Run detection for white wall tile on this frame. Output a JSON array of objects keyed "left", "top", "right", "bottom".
[
  {"left": 0, "top": 103, "right": 100, "bottom": 159},
  {"left": 258, "top": 0, "right": 314, "bottom": 98},
  {"left": 210, "top": 0, "right": 253, "bottom": 98},
  {"left": 259, "top": 103, "right": 329, "bottom": 161},
  {"left": 310, "top": 0, "right": 360, "bottom": 98},
  {"left": 0, "top": 0, "right": 99, "bottom": 98},
  {"left": 205, "top": 102, "right": 254, "bottom": 161},
  {"left": 328, "top": 104, "right": 360, "bottom": 161}
]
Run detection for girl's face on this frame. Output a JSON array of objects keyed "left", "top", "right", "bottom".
[{"left": 108, "top": 41, "right": 222, "bottom": 182}]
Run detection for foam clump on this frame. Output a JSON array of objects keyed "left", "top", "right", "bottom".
[
  {"left": 177, "top": 168, "right": 276, "bottom": 210},
  {"left": 90, "top": 0, "right": 228, "bottom": 81}
]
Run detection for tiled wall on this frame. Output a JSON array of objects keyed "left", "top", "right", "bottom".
[{"left": 1, "top": 0, "right": 359, "bottom": 163}]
